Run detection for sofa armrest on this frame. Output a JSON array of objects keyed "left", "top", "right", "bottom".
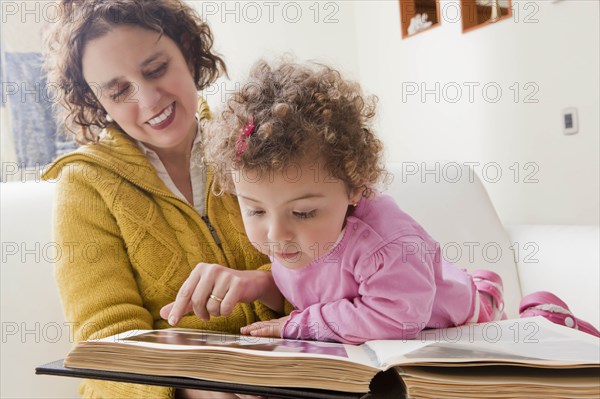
[
  {"left": 384, "top": 162, "right": 522, "bottom": 318},
  {"left": 506, "top": 224, "right": 599, "bottom": 329},
  {"left": 1, "top": 181, "right": 79, "bottom": 398}
]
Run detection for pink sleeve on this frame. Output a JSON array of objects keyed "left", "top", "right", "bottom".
[{"left": 282, "top": 235, "right": 437, "bottom": 344}]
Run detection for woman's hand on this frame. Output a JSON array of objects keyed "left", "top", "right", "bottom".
[
  {"left": 160, "top": 263, "right": 283, "bottom": 326},
  {"left": 240, "top": 316, "right": 290, "bottom": 338}
]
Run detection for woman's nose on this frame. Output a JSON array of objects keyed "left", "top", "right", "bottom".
[{"left": 136, "top": 82, "right": 162, "bottom": 113}]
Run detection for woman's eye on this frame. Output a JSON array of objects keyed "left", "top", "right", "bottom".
[
  {"left": 294, "top": 210, "right": 317, "bottom": 219},
  {"left": 110, "top": 83, "right": 131, "bottom": 101},
  {"left": 146, "top": 63, "right": 167, "bottom": 78},
  {"left": 246, "top": 209, "right": 265, "bottom": 217}
]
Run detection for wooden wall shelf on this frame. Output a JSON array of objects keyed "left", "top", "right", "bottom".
[
  {"left": 399, "top": 0, "right": 512, "bottom": 37},
  {"left": 461, "top": 0, "right": 512, "bottom": 33},
  {"left": 399, "top": 0, "right": 441, "bottom": 39}
]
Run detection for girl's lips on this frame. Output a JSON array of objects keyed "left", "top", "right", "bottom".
[
  {"left": 275, "top": 251, "right": 301, "bottom": 261},
  {"left": 146, "top": 103, "right": 176, "bottom": 130}
]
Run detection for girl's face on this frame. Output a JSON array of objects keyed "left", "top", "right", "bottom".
[
  {"left": 234, "top": 160, "right": 362, "bottom": 270},
  {"left": 81, "top": 25, "right": 198, "bottom": 152}
]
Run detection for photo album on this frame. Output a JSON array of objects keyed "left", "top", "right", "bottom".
[{"left": 36, "top": 317, "right": 600, "bottom": 398}]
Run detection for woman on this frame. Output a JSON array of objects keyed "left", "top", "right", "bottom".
[{"left": 42, "top": 1, "right": 282, "bottom": 398}]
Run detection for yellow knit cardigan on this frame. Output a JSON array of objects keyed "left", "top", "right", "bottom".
[{"left": 42, "top": 104, "right": 278, "bottom": 398}]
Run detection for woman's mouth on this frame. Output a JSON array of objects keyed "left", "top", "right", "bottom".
[{"left": 146, "top": 103, "right": 175, "bottom": 129}]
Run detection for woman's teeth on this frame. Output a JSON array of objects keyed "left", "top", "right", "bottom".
[{"left": 147, "top": 104, "right": 174, "bottom": 126}]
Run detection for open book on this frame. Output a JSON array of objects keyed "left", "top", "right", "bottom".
[{"left": 43, "top": 317, "right": 599, "bottom": 398}]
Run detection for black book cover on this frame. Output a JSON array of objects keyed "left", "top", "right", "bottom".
[{"left": 36, "top": 359, "right": 406, "bottom": 399}]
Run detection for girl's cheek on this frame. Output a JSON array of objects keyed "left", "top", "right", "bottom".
[
  {"left": 250, "top": 241, "right": 264, "bottom": 254},
  {"left": 245, "top": 225, "right": 262, "bottom": 244}
]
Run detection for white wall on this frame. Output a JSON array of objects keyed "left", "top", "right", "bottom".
[
  {"left": 195, "top": 0, "right": 600, "bottom": 226},
  {"left": 190, "top": 1, "right": 360, "bottom": 110},
  {"left": 3, "top": 0, "right": 597, "bottom": 225},
  {"left": 353, "top": 0, "right": 599, "bottom": 225}
]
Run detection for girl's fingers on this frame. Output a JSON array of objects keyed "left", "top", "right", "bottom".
[
  {"left": 240, "top": 323, "right": 257, "bottom": 335},
  {"left": 248, "top": 325, "right": 276, "bottom": 337},
  {"left": 241, "top": 322, "right": 279, "bottom": 338}
]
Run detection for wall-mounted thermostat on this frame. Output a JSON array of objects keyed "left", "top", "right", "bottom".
[{"left": 562, "top": 107, "right": 578, "bottom": 135}]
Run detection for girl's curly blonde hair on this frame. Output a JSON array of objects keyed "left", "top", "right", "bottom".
[
  {"left": 205, "top": 59, "right": 386, "bottom": 198},
  {"left": 43, "top": 0, "right": 226, "bottom": 144}
]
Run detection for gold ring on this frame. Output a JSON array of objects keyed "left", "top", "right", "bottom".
[{"left": 209, "top": 294, "right": 223, "bottom": 303}]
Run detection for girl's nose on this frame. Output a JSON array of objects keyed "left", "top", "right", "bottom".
[{"left": 267, "top": 218, "right": 293, "bottom": 243}]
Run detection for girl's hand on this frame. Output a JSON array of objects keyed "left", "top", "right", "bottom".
[
  {"left": 240, "top": 316, "right": 290, "bottom": 338},
  {"left": 160, "top": 263, "right": 282, "bottom": 326}
]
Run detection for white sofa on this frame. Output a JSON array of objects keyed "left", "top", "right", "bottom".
[{"left": 1, "top": 162, "right": 598, "bottom": 399}]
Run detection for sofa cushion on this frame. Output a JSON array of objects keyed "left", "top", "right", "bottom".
[{"left": 383, "top": 162, "right": 522, "bottom": 318}]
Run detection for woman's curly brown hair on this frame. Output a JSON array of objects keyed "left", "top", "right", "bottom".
[
  {"left": 205, "top": 59, "right": 386, "bottom": 198},
  {"left": 43, "top": 0, "right": 226, "bottom": 144}
]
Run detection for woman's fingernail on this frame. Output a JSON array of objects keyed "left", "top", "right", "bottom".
[{"left": 168, "top": 316, "right": 177, "bottom": 326}]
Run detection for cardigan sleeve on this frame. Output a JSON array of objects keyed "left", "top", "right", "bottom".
[
  {"left": 282, "top": 235, "right": 437, "bottom": 344},
  {"left": 51, "top": 164, "right": 174, "bottom": 399}
]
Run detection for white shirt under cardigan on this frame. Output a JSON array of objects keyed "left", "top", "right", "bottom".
[{"left": 135, "top": 121, "right": 206, "bottom": 215}]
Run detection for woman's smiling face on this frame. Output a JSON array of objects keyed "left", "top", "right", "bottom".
[{"left": 81, "top": 25, "right": 198, "bottom": 151}]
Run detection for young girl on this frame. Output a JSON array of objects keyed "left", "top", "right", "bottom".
[{"left": 200, "top": 60, "right": 507, "bottom": 344}]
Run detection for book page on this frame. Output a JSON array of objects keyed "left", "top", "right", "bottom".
[
  {"left": 96, "top": 329, "right": 377, "bottom": 368},
  {"left": 68, "top": 329, "right": 380, "bottom": 392},
  {"left": 365, "top": 317, "right": 600, "bottom": 369},
  {"left": 396, "top": 366, "right": 600, "bottom": 399},
  {"left": 397, "top": 365, "right": 600, "bottom": 387}
]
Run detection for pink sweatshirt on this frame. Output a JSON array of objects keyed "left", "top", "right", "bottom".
[{"left": 272, "top": 193, "right": 477, "bottom": 344}]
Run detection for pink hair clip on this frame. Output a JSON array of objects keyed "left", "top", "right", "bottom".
[{"left": 235, "top": 117, "right": 255, "bottom": 159}]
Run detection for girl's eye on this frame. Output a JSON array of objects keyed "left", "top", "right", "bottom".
[
  {"left": 146, "top": 63, "right": 168, "bottom": 78},
  {"left": 293, "top": 210, "right": 317, "bottom": 219},
  {"left": 246, "top": 209, "right": 265, "bottom": 217}
]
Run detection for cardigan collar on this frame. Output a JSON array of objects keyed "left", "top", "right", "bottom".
[{"left": 42, "top": 98, "right": 213, "bottom": 198}]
